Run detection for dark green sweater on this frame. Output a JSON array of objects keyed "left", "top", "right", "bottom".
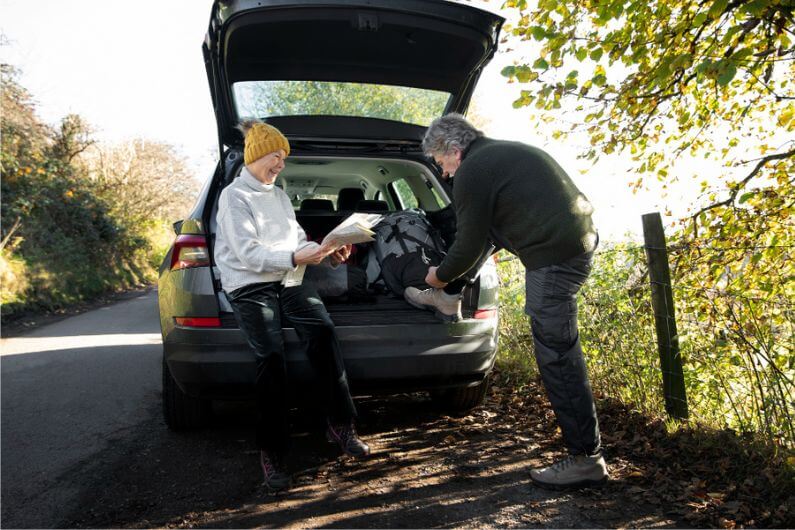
[{"left": 436, "top": 137, "right": 598, "bottom": 283}]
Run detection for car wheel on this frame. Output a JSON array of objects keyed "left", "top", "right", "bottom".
[
  {"left": 433, "top": 375, "right": 490, "bottom": 413},
  {"left": 162, "top": 357, "right": 210, "bottom": 430}
]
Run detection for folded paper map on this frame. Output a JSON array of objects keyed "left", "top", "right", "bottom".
[
  {"left": 321, "top": 212, "right": 383, "bottom": 248},
  {"left": 282, "top": 213, "right": 383, "bottom": 287}
]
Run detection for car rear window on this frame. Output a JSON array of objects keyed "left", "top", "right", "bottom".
[{"left": 233, "top": 81, "right": 450, "bottom": 126}]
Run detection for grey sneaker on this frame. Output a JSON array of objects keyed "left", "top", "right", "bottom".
[
  {"left": 530, "top": 453, "right": 608, "bottom": 490},
  {"left": 404, "top": 287, "right": 462, "bottom": 322}
]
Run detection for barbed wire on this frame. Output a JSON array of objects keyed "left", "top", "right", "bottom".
[
  {"left": 595, "top": 244, "right": 794, "bottom": 253},
  {"left": 502, "top": 243, "right": 793, "bottom": 259},
  {"left": 670, "top": 283, "right": 795, "bottom": 306},
  {"left": 593, "top": 246, "right": 644, "bottom": 256},
  {"left": 668, "top": 244, "right": 795, "bottom": 252}
]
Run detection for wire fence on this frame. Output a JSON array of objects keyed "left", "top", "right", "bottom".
[{"left": 496, "top": 217, "right": 794, "bottom": 448}]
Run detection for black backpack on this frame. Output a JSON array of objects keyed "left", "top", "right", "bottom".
[{"left": 371, "top": 209, "right": 447, "bottom": 296}]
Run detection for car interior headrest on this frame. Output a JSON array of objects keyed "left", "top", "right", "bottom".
[
  {"left": 337, "top": 188, "right": 365, "bottom": 211},
  {"left": 300, "top": 198, "right": 335, "bottom": 212},
  {"left": 355, "top": 199, "right": 389, "bottom": 212}
]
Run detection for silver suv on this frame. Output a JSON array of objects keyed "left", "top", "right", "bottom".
[{"left": 158, "top": 0, "right": 504, "bottom": 429}]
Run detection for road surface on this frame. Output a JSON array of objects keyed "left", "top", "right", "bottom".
[{"left": 1, "top": 289, "right": 161, "bottom": 528}]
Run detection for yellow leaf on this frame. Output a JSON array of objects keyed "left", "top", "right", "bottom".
[{"left": 777, "top": 104, "right": 794, "bottom": 128}]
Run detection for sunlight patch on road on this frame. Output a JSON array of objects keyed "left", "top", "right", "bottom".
[{"left": 0, "top": 333, "right": 162, "bottom": 356}]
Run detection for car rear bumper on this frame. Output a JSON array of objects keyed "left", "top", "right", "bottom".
[{"left": 164, "top": 319, "right": 498, "bottom": 399}]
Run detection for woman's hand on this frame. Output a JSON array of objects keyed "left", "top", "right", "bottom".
[
  {"left": 329, "top": 244, "right": 352, "bottom": 266},
  {"left": 293, "top": 243, "right": 329, "bottom": 266}
]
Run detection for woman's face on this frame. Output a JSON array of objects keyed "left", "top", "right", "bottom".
[{"left": 248, "top": 149, "right": 287, "bottom": 185}]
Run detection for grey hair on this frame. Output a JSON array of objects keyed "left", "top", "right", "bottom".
[{"left": 422, "top": 113, "right": 484, "bottom": 157}]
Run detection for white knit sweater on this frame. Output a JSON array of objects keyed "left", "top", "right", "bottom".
[{"left": 214, "top": 167, "right": 318, "bottom": 293}]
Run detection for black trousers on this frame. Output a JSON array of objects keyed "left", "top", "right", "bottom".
[
  {"left": 228, "top": 282, "right": 357, "bottom": 453},
  {"left": 442, "top": 278, "right": 468, "bottom": 295},
  {"left": 524, "top": 251, "right": 601, "bottom": 455}
]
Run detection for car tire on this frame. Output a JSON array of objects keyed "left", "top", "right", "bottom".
[
  {"left": 433, "top": 375, "right": 490, "bottom": 413},
  {"left": 162, "top": 357, "right": 210, "bottom": 430}
]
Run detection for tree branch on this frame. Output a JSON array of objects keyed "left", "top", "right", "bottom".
[
  {"left": 690, "top": 147, "right": 795, "bottom": 226},
  {"left": 0, "top": 216, "right": 22, "bottom": 251}
]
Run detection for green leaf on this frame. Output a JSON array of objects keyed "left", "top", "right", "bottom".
[
  {"left": 732, "top": 47, "right": 754, "bottom": 61},
  {"left": 695, "top": 60, "right": 712, "bottom": 74},
  {"left": 738, "top": 192, "right": 755, "bottom": 204},
  {"left": 531, "top": 25, "right": 546, "bottom": 41},
  {"left": 741, "top": 0, "right": 768, "bottom": 16},
  {"left": 708, "top": 0, "right": 729, "bottom": 20},
  {"left": 692, "top": 12, "right": 708, "bottom": 27},
  {"left": 590, "top": 48, "right": 604, "bottom": 61},
  {"left": 655, "top": 58, "right": 672, "bottom": 81},
  {"left": 515, "top": 66, "right": 538, "bottom": 82},
  {"left": 500, "top": 66, "right": 516, "bottom": 78},
  {"left": 717, "top": 63, "right": 737, "bottom": 86},
  {"left": 575, "top": 48, "right": 588, "bottom": 62},
  {"left": 592, "top": 65, "right": 607, "bottom": 86},
  {"left": 670, "top": 53, "right": 693, "bottom": 70},
  {"left": 532, "top": 58, "right": 550, "bottom": 70}
]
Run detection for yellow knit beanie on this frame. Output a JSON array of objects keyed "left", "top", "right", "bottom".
[{"left": 242, "top": 121, "right": 290, "bottom": 165}]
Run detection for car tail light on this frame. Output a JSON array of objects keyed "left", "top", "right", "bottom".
[
  {"left": 473, "top": 308, "right": 497, "bottom": 319},
  {"left": 175, "top": 317, "right": 221, "bottom": 327},
  {"left": 170, "top": 235, "right": 210, "bottom": 270}
]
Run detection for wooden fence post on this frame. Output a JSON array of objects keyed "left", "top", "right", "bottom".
[{"left": 642, "top": 212, "right": 689, "bottom": 419}]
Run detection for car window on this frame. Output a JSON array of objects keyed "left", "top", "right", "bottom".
[
  {"left": 430, "top": 186, "right": 446, "bottom": 207},
  {"left": 390, "top": 179, "right": 419, "bottom": 210},
  {"left": 234, "top": 81, "right": 450, "bottom": 126},
  {"left": 290, "top": 193, "right": 338, "bottom": 210}
]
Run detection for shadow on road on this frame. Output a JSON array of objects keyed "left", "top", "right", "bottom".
[{"left": 62, "top": 391, "right": 679, "bottom": 529}]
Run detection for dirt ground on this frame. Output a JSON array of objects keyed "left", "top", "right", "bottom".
[{"left": 61, "top": 369, "right": 792, "bottom": 530}]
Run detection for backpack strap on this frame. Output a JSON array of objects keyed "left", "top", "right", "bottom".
[{"left": 390, "top": 224, "right": 410, "bottom": 255}]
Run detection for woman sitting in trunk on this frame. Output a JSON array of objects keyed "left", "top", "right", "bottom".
[{"left": 214, "top": 120, "right": 369, "bottom": 493}]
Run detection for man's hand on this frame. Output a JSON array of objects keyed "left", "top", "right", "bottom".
[
  {"left": 329, "top": 244, "right": 352, "bottom": 266},
  {"left": 425, "top": 266, "right": 448, "bottom": 288}
]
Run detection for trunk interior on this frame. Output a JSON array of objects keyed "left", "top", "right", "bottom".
[{"left": 209, "top": 152, "right": 484, "bottom": 326}]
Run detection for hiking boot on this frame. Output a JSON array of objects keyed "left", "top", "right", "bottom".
[
  {"left": 404, "top": 287, "right": 462, "bottom": 322},
  {"left": 530, "top": 453, "right": 608, "bottom": 490},
  {"left": 327, "top": 421, "right": 371, "bottom": 457},
  {"left": 259, "top": 450, "right": 291, "bottom": 492}
]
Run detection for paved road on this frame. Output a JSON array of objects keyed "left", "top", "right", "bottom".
[{"left": 1, "top": 289, "right": 162, "bottom": 529}]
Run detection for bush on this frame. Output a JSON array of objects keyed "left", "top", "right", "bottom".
[
  {"left": 0, "top": 66, "right": 197, "bottom": 320},
  {"left": 495, "top": 238, "right": 794, "bottom": 448},
  {"left": 495, "top": 256, "right": 539, "bottom": 387}
]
